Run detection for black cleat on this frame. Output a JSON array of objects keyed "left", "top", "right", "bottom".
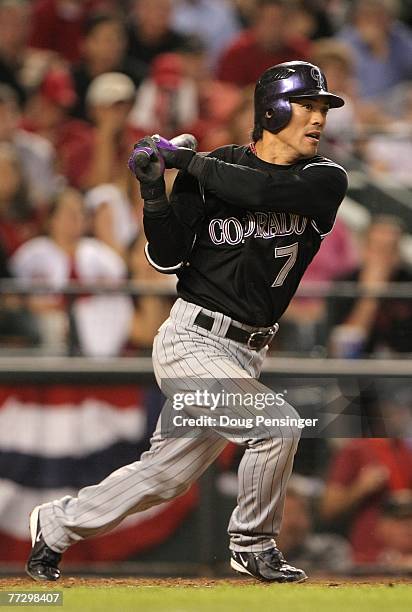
[
  {"left": 231, "top": 547, "right": 307, "bottom": 583},
  {"left": 25, "top": 506, "right": 62, "bottom": 582}
]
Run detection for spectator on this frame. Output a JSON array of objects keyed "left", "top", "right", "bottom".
[
  {"left": 320, "top": 437, "right": 412, "bottom": 564},
  {"left": 328, "top": 216, "right": 412, "bottom": 357},
  {"left": 0, "top": 0, "right": 30, "bottom": 105},
  {"left": 378, "top": 382, "right": 412, "bottom": 439},
  {"left": 71, "top": 12, "right": 147, "bottom": 121},
  {"left": 82, "top": 71, "right": 138, "bottom": 192},
  {"left": 311, "top": 38, "right": 356, "bottom": 99},
  {"left": 277, "top": 483, "right": 352, "bottom": 573},
  {"left": 338, "top": 0, "right": 412, "bottom": 101},
  {"left": 129, "top": 53, "right": 198, "bottom": 140},
  {"left": 279, "top": 217, "right": 357, "bottom": 354},
  {"left": 0, "top": 228, "right": 40, "bottom": 349},
  {"left": 171, "top": 0, "right": 241, "bottom": 68},
  {"left": 0, "top": 300, "right": 41, "bottom": 349},
  {"left": 216, "top": 0, "right": 311, "bottom": 87},
  {"left": 127, "top": 229, "right": 174, "bottom": 354},
  {"left": 376, "top": 491, "right": 412, "bottom": 569},
  {"left": 302, "top": 219, "right": 357, "bottom": 288},
  {"left": 310, "top": 38, "right": 362, "bottom": 162},
  {"left": 0, "top": 140, "right": 42, "bottom": 350},
  {"left": 0, "top": 291, "right": 41, "bottom": 349},
  {"left": 0, "top": 84, "right": 61, "bottom": 207},
  {"left": 200, "top": 85, "right": 255, "bottom": 150},
  {"left": 284, "top": 0, "right": 335, "bottom": 41},
  {"left": 127, "top": 0, "right": 192, "bottom": 69},
  {"left": 0, "top": 143, "right": 39, "bottom": 258},
  {"left": 29, "top": 0, "right": 115, "bottom": 64},
  {"left": 0, "top": 0, "right": 53, "bottom": 107},
  {"left": 22, "top": 66, "right": 93, "bottom": 190},
  {"left": 362, "top": 81, "right": 412, "bottom": 187},
  {"left": 232, "top": 0, "right": 259, "bottom": 28},
  {"left": 190, "top": 79, "right": 244, "bottom": 150},
  {"left": 85, "top": 183, "right": 139, "bottom": 260},
  {"left": 177, "top": 35, "right": 210, "bottom": 85},
  {"left": 10, "top": 188, "right": 133, "bottom": 356},
  {"left": 129, "top": 47, "right": 243, "bottom": 150}
]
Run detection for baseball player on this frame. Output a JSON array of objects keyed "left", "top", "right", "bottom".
[{"left": 26, "top": 61, "right": 347, "bottom": 583}]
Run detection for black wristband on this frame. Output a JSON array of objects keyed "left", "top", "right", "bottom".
[
  {"left": 140, "top": 177, "right": 166, "bottom": 201},
  {"left": 143, "top": 195, "right": 170, "bottom": 214}
]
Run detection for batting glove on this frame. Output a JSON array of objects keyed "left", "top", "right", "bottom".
[
  {"left": 154, "top": 135, "right": 196, "bottom": 170},
  {"left": 128, "top": 136, "right": 166, "bottom": 200}
]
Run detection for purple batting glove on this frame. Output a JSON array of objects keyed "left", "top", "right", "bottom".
[
  {"left": 151, "top": 134, "right": 195, "bottom": 170},
  {"left": 128, "top": 146, "right": 154, "bottom": 173},
  {"left": 128, "top": 137, "right": 165, "bottom": 184}
]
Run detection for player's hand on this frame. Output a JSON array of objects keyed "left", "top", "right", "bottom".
[
  {"left": 154, "top": 135, "right": 196, "bottom": 170},
  {"left": 128, "top": 137, "right": 165, "bottom": 183},
  {"left": 128, "top": 137, "right": 167, "bottom": 201}
]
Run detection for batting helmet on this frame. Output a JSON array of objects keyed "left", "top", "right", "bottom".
[{"left": 254, "top": 61, "right": 345, "bottom": 136}]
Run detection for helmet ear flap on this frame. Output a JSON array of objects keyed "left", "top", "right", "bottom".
[{"left": 261, "top": 98, "right": 292, "bottom": 134}]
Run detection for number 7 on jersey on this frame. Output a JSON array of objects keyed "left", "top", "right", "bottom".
[{"left": 271, "top": 242, "right": 299, "bottom": 287}]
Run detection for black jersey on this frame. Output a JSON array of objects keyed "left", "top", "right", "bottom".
[{"left": 143, "top": 144, "right": 348, "bottom": 327}]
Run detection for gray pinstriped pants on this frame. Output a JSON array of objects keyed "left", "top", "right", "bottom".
[{"left": 40, "top": 298, "right": 301, "bottom": 554}]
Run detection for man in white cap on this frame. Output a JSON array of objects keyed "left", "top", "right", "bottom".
[{"left": 79, "top": 72, "right": 138, "bottom": 192}]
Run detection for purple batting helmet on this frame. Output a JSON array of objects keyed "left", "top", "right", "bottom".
[{"left": 254, "top": 61, "right": 345, "bottom": 136}]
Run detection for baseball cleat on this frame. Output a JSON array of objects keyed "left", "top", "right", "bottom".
[
  {"left": 230, "top": 547, "right": 307, "bottom": 583},
  {"left": 25, "top": 506, "right": 62, "bottom": 582}
]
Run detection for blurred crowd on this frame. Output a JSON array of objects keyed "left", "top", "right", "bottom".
[
  {"left": 0, "top": 0, "right": 411, "bottom": 358},
  {"left": 275, "top": 447, "right": 412, "bottom": 572}
]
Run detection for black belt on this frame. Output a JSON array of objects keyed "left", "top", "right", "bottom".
[{"left": 194, "top": 311, "right": 278, "bottom": 351}]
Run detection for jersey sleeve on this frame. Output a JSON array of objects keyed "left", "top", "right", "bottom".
[
  {"left": 187, "top": 154, "right": 348, "bottom": 229},
  {"left": 143, "top": 170, "right": 205, "bottom": 274}
]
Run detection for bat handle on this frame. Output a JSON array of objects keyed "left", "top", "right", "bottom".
[{"left": 152, "top": 133, "right": 198, "bottom": 152}]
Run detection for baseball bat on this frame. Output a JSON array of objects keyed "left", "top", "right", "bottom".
[{"left": 131, "top": 133, "right": 198, "bottom": 170}]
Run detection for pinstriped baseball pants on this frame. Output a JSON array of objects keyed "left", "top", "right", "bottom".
[{"left": 40, "top": 298, "right": 301, "bottom": 554}]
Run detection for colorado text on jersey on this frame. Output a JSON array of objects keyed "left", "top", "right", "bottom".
[{"left": 209, "top": 212, "right": 308, "bottom": 245}]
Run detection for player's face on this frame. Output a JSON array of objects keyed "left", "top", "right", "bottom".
[{"left": 277, "top": 98, "right": 329, "bottom": 160}]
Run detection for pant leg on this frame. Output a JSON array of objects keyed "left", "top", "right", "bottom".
[
  {"left": 40, "top": 420, "right": 226, "bottom": 553},
  {"left": 228, "top": 419, "right": 300, "bottom": 552},
  {"left": 154, "top": 299, "right": 302, "bottom": 553}
]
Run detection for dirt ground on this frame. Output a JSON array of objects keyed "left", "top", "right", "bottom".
[{"left": 0, "top": 577, "right": 410, "bottom": 589}]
